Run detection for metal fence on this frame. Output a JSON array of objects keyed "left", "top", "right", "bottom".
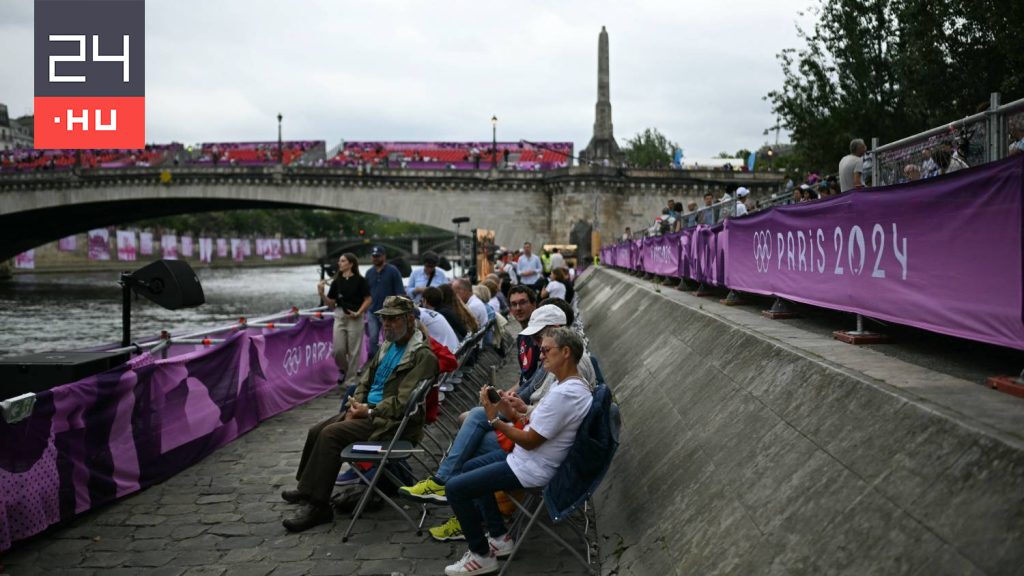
[{"left": 872, "top": 93, "right": 1024, "bottom": 187}]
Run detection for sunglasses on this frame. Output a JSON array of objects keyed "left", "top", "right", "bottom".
[{"left": 539, "top": 345, "right": 562, "bottom": 356}]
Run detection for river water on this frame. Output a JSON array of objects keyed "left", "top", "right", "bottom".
[{"left": 0, "top": 265, "right": 362, "bottom": 358}]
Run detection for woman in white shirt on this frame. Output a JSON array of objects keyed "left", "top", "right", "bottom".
[
  {"left": 443, "top": 327, "right": 593, "bottom": 575},
  {"left": 540, "top": 267, "right": 568, "bottom": 301}
]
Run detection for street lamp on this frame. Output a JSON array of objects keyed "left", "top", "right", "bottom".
[
  {"left": 491, "top": 115, "right": 498, "bottom": 169},
  {"left": 767, "top": 147, "right": 774, "bottom": 171},
  {"left": 277, "top": 113, "right": 283, "bottom": 167},
  {"left": 452, "top": 216, "right": 470, "bottom": 277}
]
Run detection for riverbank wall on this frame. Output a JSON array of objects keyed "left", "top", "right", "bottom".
[
  {"left": 3, "top": 235, "right": 327, "bottom": 275},
  {"left": 579, "top": 267, "right": 1024, "bottom": 575}
]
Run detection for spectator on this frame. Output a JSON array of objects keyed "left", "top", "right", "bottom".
[
  {"left": 685, "top": 201, "right": 699, "bottom": 228},
  {"left": 281, "top": 296, "right": 439, "bottom": 532},
  {"left": 549, "top": 247, "right": 566, "bottom": 271},
  {"left": 673, "top": 202, "right": 684, "bottom": 232},
  {"left": 406, "top": 251, "right": 448, "bottom": 304},
  {"left": 540, "top": 248, "right": 553, "bottom": 279},
  {"left": 839, "top": 138, "right": 866, "bottom": 192},
  {"left": 622, "top": 226, "right": 632, "bottom": 241},
  {"left": 498, "top": 251, "right": 518, "bottom": 285},
  {"left": 921, "top": 149, "right": 941, "bottom": 178},
  {"left": 453, "top": 278, "right": 488, "bottom": 329},
  {"left": 423, "top": 286, "right": 467, "bottom": 340},
  {"left": 948, "top": 144, "right": 970, "bottom": 173},
  {"left": 440, "top": 283, "right": 479, "bottom": 335},
  {"left": 482, "top": 278, "right": 506, "bottom": 316},
  {"left": 1010, "top": 125, "right": 1024, "bottom": 156},
  {"left": 417, "top": 306, "right": 459, "bottom": 354},
  {"left": 364, "top": 246, "right": 406, "bottom": 360},
  {"left": 508, "top": 286, "right": 540, "bottom": 386},
  {"left": 903, "top": 164, "right": 922, "bottom": 181},
  {"left": 516, "top": 242, "right": 543, "bottom": 288},
  {"left": 542, "top": 267, "right": 568, "bottom": 301},
  {"left": 702, "top": 193, "right": 715, "bottom": 225},
  {"left": 442, "top": 327, "right": 593, "bottom": 575},
  {"left": 734, "top": 187, "right": 750, "bottom": 217},
  {"left": 317, "top": 253, "right": 371, "bottom": 384}
]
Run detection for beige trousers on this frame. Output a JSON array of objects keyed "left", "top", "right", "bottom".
[{"left": 332, "top": 310, "right": 365, "bottom": 379}]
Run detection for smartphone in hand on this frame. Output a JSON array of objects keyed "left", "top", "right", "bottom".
[{"left": 486, "top": 387, "right": 501, "bottom": 404}]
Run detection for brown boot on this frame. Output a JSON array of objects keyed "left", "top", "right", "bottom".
[{"left": 282, "top": 503, "right": 333, "bottom": 532}]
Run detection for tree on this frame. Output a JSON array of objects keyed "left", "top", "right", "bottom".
[
  {"left": 767, "top": 0, "right": 1024, "bottom": 173},
  {"left": 623, "top": 128, "right": 678, "bottom": 169}
]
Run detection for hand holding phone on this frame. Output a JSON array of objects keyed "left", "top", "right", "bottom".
[{"left": 486, "top": 387, "right": 501, "bottom": 404}]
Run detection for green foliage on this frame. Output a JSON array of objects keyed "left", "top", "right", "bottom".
[
  {"left": 623, "top": 128, "right": 678, "bottom": 169},
  {"left": 129, "top": 209, "right": 443, "bottom": 238},
  {"left": 767, "top": 0, "right": 1024, "bottom": 173}
]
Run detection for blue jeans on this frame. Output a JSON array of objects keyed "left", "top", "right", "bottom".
[
  {"left": 446, "top": 449, "right": 523, "bottom": 556},
  {"left": 435, "top": 406, "right": 502, "bottom": 483},
  {"left": 365, "top": 312, "right": 382, "bottom": 360}
]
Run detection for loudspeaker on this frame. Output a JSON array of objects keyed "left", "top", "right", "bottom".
[
  {"left": 130, "top": 259, "right": 205, "bottom": 309},
  {"left": 0, "top": 350, "right": 131, "bottom": 399}
]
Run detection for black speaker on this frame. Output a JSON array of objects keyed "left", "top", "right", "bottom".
[
  {"left": 0, "top": 350, "right": 131, "bottom": 399},
  {"left": 130, "top": 259, "right": 205, "bottom": 309}
]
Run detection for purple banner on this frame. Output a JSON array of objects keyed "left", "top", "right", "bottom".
[
  {"left": 0, "top": 316, "right": 336, "bottom": 551},
  {"left": 602, "top": 156, "right": 1024, "bottom": 349},
  {"left": 642, "top": 234, "right": 681, "bottom": 276},
  {"left": 726, "top": 156, "right": 1024, "bottom": 349}
]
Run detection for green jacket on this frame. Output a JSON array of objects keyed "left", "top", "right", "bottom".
[
  {"left": 354, "top": 330, "right": 438, "bottom": 442},
  {"left": 540, "top": 253, "right": 552, "bottom": 273}
]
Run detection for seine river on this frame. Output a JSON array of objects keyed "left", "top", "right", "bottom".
[{"left": 0, "top": 265, "right": 345, "bottom": 358}]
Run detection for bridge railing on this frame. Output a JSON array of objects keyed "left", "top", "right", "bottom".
[{"left": 872, "top": 92, "right": 1024, "bottom": 187}]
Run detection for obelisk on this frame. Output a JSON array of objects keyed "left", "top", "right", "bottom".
[{"left": 580, "top": 26, "right": 624, "bottom": 166}]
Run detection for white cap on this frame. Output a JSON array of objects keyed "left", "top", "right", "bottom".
[
  {"left": 736, "top": 187, "right": 750, "bottom": 198},
  {"left": 519, "top": 304, "right": 567, "bottom": 336}
]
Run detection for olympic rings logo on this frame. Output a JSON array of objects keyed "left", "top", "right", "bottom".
[
  {"left": 753, "top": 230, "right": 772, "bottom": 273},
  {"left": 283, "top": 348, "right": 302, "bottom": 376}
]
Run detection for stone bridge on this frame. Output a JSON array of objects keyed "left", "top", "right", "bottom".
[{"left": 0, "top": 165, "right": 784, "bottom": 261}]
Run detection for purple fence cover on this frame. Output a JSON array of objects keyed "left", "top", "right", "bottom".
[
  {"left": 0, "top": 317, "right": 337, "bottom": 552},
  {"left": 601, "top": 156, "right": 1024, "bottom": 350},
  {"left": 727, "top": 156, "right": 1024, "bottom": 349}
]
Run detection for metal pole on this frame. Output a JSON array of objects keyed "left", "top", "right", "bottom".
[
  {"left": 277, "top": 113, "right": 283, "bottom": 167},
  {"left": 120, "top": 273, "right": 132, "bottom": 347},
  {"left": 870, "top": 137, "right": 879, "bottom": 188},
  {"left": 491, "top": 117, "right": 497, "bottom": 170},
  {"left": 988, "top": 92, "right": 1002, "bottom": 162},
  {"left": 454, "top": 222, "right": 461, "bottom": 277}
]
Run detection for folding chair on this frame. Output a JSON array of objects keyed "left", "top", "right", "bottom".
[
  {"left": 338, "top": 377, "right": 434, "bottom": 542},
  {"left": 499, "top": 384, "right": 620, "bottom": 576}
]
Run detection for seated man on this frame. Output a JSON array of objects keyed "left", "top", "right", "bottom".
[
  {"left": 443, "top": 327, "right": 594, "bottom": 575},
  {"left": 398, "top": 305, "right": 595, "bottom": 541},
  {"left": 280, "top": 296, "right": 439, "bottom": 532}
]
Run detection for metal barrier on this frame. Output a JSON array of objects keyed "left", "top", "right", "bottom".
[{"left": 873, "top": 93, "right": 1024, "bottom": 187}]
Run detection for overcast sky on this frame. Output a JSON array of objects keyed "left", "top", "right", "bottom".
[{"left": 1, "top": 0, "right": 814, "bottom": 158}]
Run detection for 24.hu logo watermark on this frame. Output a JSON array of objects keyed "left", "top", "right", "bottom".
[{"left": 34, "top": 0, "right": 145, "bottom": 149}]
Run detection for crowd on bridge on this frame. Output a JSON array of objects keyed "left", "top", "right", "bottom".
[{"left": 298, "top": 240, "right": 604, "bottom": 575}]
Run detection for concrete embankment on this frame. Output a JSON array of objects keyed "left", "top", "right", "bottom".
[{"left": 579, "top": 267, "right": 1024, "bottom": 575}]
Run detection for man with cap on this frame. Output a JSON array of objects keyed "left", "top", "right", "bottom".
[
  {"left": 281, "top": 296, "right": 439, "bottom": 532},
  {"left": 365, "top": 245, "right": 405, "bottom": 360},
  {"left": 734, "top": 187, "right": 750, "bottom": 217},
  {"left": 406, "top": 250, "right": 448, "bottom": 305},
  {"left": 397, "top": 304, "right": 582, "bottom": 543}
]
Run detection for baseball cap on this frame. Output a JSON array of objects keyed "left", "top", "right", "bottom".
[
  {"left": 736, "top": 187, "right": 750, "bottom": 198},
  {"left": 375, "top": 295, "right": 415, "bottom": 316},
  {"left": 370, "top": 245, "right": 385, "bottom": 257},
  {"left": 519, "top": 304, "right": 567, "bottom": 336}
]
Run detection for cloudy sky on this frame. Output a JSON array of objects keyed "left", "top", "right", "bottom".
[{"left": 1, "top": 0, "right": 814, "bottom": 158}]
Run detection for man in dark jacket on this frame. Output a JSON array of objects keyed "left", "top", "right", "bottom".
[{"left": 281, "top": 296, "right": 439, "bottom": 532}]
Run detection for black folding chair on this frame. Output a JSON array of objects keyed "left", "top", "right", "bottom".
[
  {"left": 499, "top": 385, "right": 620, "bottom": 575},
  {"left": 338, "top": 377, "right": 434, "bottom": 542}
]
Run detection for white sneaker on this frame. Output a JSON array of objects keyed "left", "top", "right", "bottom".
[
  {"left": 488, "top": 533, "right": 516, "bottom": 559},
  {"left": 444, "top": 549, "right": 499, "bottom": 575}
]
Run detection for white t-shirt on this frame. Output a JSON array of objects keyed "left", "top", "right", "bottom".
[
  {"left": 545, "top": 280, "right": 566, "bottom": 300},
  {"left": 549, "top": 252, "right": 566, "bottom": 270},
  {"left": 838, "top": 154, "right": 863, "bottom": 192},
  {"left": 507, "top": 376, "right": 593, "bottom": 488},
  {"left": 734, "top": 201, "right": 748, "bottom": 217},
  {"left": 466, "top": 295, "right": 489, "bottom": 330},
  {"left": 417, "top": 307, "right": 459, "bottom": 353}
]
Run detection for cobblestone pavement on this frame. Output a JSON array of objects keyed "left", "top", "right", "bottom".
[{"left": 0, "top": 348, "right": 596, "bottom": 576}]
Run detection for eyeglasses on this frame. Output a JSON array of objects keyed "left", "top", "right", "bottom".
[
  {"left": 509, "top": 300, "right": 530, "bottom": 308},
  {"left": 539, "top": 345, "right": 561, "bottom": 356}
]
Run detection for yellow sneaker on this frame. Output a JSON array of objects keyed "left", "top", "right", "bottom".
[
  {"left": 398, "top": 477, "right": 447, "bottom": 503},
  {"left": 429, "top": 516, "right": 465, "bottom": 542}
]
